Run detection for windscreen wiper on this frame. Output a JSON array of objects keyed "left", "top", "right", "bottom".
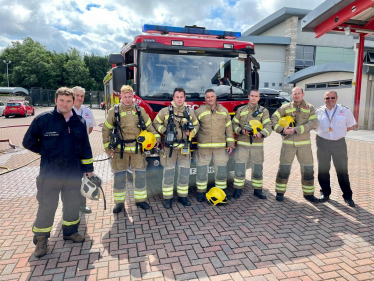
[{"left": 152, "top": 93, "right": 173, "bottom": 100}]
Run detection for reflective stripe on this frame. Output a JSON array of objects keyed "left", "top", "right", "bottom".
[
  {"left": 240, "top": 111, "right": 249, "bottom": 116},
  {"left": 252, "top": 178, "right": 263, "bottom": 187},
  {"left": 301, "top": 108, "right": 310, "bottom": 113},
  {"left": 226, "top": 120, "right": 232, "bottom": 127},
  {"left": 193, "top": 128, "right": 197, "bottom": 135},
  {"left": 252, "top": 179, "right": 263, "bottom": 183},
  {"left": 295, "top": 140, "right": 311, "bottom": 146},
  {"left": 234, "top": 178, "right": 245, "bottom": 186},
  {"left": 257, "top": 113, "right": 263, "bottom": 117},
  {"left": 81, "top": 158, "right": 93, "bottom": 164},
  {"left": 309, "top": 115, "right": 317, "bottom": 120},
  {"left": 120, "top": 112, "right": 127, "bottom": 117},
  {"left": 262, "top": 118, "right": 270, "bottom": 125},
  {"left": 116, "top": 145, "right": 137, "bottom": 152},
  {"left": 104, "top": 119, "right": 114, "bottom": 129},
  {"left": 229, "top": 112, "right": 235, "bottom": 115},
  {"left": 163, "top": 187, "right": 174, "bottom": 192},
  {"left": 274, "top": 111, "right": 281, "bottom": 119},
  {"left": 165, "top": 115, "right": 169, "bottom": 120},
  {"left": 154, "top": 134, "right": 161, "bottom": 138},
  {"left": 196, "top": 181, "right": 207, "bottom": 190},
  {"left": 235, "top": 127, "right": 241, "bottom": 134},
  {"left": 237, "top": 141, "right": 263, "bottom": 147},
  {"left": 157, "top": 125, "right": 165, "bottom": 133},
  {"left": 262, "top": 129, "right": 270, "bottom": 136},
  {"left": 302, "top": 185, "right": 314, "bottom": 191},
  {"left": 197, "top": 143, "right": 226, "bottom": 148},
  {"left": 33, "top": 226, "right": 52, "bottom": 233},
  {"left": 177, "top": 185, "right": 189, "bottom": 194},
  {"left": 173, "top": 143, "right": 184, "bottom": 148},
  {"left": 216, "top": 111, "right": 227, "bottom": 116},
  {"left": 282, "top": 140, "right": 294, "bottom": 145},
  {"left": 233, "top": 117, "right": 240, "bottom": 123},
  {"left": 274, "top": 124, "right": 280, "bottom": 130},
  {"left": 276, "top": 183, "right": 287, "bottom": 191},
  {"left": 193, "top": 119, "right": 198, "bottom": 125},
  {"left": 234, "top": 178, "right": 245, "bottom": 183},
  {"left": 198, "top": 111, "right": 211, "bottom": 120},
  {"left": 145, "top": 118, "right": 151, "bottom": 127},
  {"left": 104, "top": 142, "right": 109, "bottom": 148},
  {"left": 285, "top": 108, "right": 296, "bottom": 113},
  {"left": 132, "top": 110, "right": 137, "bottom": 116},
  {"left": 62, "top": 218, "right": 80, "bottom": 226},
  {"left": 134, "top": 190, "right": 147, "bottom": 199},
  {"left": 300, "top": 125, "right": 304, "bottom": 134},
  {"left": 156, "top": 115, "right": 163, "bottom": 123},
  {"left": 226, "top": 138, "right": 235, "bottom": 142}
]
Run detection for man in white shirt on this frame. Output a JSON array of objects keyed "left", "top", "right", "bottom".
[
  {"left": 72, "top": 86, "right": 97, "bottom": 213},
  {"left": 315, "top": 90, "right": 356, "bottom": 207}
]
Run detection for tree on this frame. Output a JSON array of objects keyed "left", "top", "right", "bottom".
[{"left": 84, "top": 53, "right": 111, "bottom": 90}]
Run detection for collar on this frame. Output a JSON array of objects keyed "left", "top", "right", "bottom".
[
  {"left": 171, "top": 101, "right": 187, "bottom": 112},
  {"left": 121, "top": 102, "right": 135, "bottom": 111},
  {"left": 205, "top": 102, "right": 218, "bottom": 111},
  {"left": 247, "top": 102, "right": 258, "bottom": 111},
  {"left": 291, "top": 100, "right": 305, "bottom": 108},
  {"left": 325, "top": 104, "right": 338, "bottom": 111},
  {"left": 73, "top": 105, "right": 84, "bottom": 112},
  {"left": 56, "top": 107, "right": 74, "bottom": 122}
]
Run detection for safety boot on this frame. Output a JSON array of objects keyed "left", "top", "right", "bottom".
[
  {"left": 136, "top": 201, "right": 150, "bottom": 210},
  {"left": 344, "top": 199, "right": 355, "bottom": 207},
  {"left": 163, "top": 199, "right": 173, "bottom": 209},
  {"left": 33, "top": 236, "right": 47, "bottom": 258},
  {"left": 232, "top": 189, "right": 242, "bottom": 199},
  {"left": 304, "top": 195, "right": 319, "bottom": 203},
  {"left": 197, "top": 192, "right": 205, "bottom": 202},
  {"left": 178, "top": 197, "right": 191, "bottom": 206},
  {"left": 63, "top": 232, "right": 85, "bottom": 243},
  {"left": 276, "top": 193, "right": 284, "bottom": 201},
  {"left": 113, "top": 203, "right": 124, "bottom": 213},
  {"left": 254, "top": 189, "right": 267, "bottom": 199}
]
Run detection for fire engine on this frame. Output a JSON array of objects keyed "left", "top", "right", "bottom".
[{"left": 103, "top": 24, "right": 260, "bottom": 184}]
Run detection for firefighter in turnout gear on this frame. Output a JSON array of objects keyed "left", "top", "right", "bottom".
[
  {"left": 153, "top": 88, "right": 199, "bottom": 209},
  {"left": 271, "top": 86, "right": 319, "bottom": 203},
  {"left": 232, "top": 90, "right": 272, "bottom": 199},
  {"left": 102, "top": 85, "right": 161, "bottom": 213},
  {"left": 22, "top": 87, "right": 94, "bottom": 258},
  {"left": 194, "top": 89, "right": 235, "bottom": 202}
]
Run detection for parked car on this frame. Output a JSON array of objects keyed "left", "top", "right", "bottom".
[
  {"left": 259, "top": 88, "right": 290, "bottom": 116},
  {"left": 4, "top": 100, "right": 35, "bottom": 118},
  {"left": 101, "top": 101, "right": 105, "bottom": 110},
  {"left": 0, "top": 101, "right": 5, "bottom": 116}
]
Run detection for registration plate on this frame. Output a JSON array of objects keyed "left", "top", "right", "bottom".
[
  {"left": 190, "top": 166, "right": 215, "bottom": 175},
  {"left": 11, "top": 108, "right": 17, "bottom": 110}
]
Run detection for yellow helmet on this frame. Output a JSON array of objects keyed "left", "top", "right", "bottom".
[
  {"left": 244, "top": 120, "right": 263, "bottom": 135},
  {"left": 278, "top": 116, "right": 295, "bottom": 127},
  {"left": 137, "top": 130, "right": 156, "bottom": 151},
  {"left": 206, "top": 187, "right": 227, "bottom": 206}
]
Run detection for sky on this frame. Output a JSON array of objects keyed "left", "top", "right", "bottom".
[{"left": 0, "top": 0, "right": 326, "bottom": 56}]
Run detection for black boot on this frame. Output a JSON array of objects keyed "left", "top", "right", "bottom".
[
  {"left": 178, "top": 197, "right": 191, "bottom": 206},
  {"left": 232, "top": 189, "right": 242, "bottom": 199},
  {"left": 197, "top": 192, "right": 205, "bottom": 202},
  {"left": 136, "top": 201, "right": 150, "bottom": 210},
  {"left": 276, "top": 193, "right": 284, "bottom": 201},
  {"left": 304, "top": 195, "right": 319, "bottom": 203},
  {"left": 163, "top": 199, "right": 173, "bottom": 209},
  {"left": 254, "top": 189, "right": 267, "bottom": 199},
  {"left": 112, "top": 203, "right": 124, "bottom": 213}
]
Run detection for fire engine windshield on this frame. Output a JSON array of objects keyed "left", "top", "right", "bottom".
[{"left": 139, "top": 51, "right": 246, "bottom": 99}]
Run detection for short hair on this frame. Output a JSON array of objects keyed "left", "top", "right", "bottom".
[
  {"left": 325, "top": 90, "right": 338, "bottom": 97},
  {"left": 72, "top": 86, "right": 85, "bottom": 94},
  {"left": 292, "top": 86, "right": 304, "bottom": 94},
  {"left": 249, "top": 90, "right": 260, "bottom": 96},
  {"left": 173, "top": 87, "right": 186, "bottom": 97},
  {"left": 121, "top": 85, "right": 133, "bottom": 93},
  {"left": 205, "top": 89, "right": 215, "bottom": 95},
  {"left": 55, "top": 87, "right": 74, "bottom": 101}
]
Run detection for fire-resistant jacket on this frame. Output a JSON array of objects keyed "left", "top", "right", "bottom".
[
  {"left": 233, "top": 103, "right": 272, "bottom": 147},
  {"left": 271, "top": 100, "right": 317, "bottom": 146},
  {"left": 102, "top": 102, "right": 160, "bottom": 154},
  {"left": 195, "top": 103, "right": 235, "bottom": 148},
  {"left": 153, "top": 101, "right": 199, "bottom": 148}
]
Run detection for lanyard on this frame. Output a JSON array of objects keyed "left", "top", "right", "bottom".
[{"left": 324, "top": 106, "right": 338, "bottom": 126}]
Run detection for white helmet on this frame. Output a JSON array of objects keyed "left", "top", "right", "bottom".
[{"left": 81, "top": 174, "right": 106, "bottom": 210}]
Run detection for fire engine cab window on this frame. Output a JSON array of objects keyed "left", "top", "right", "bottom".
[{"left": 139, "top": 52, "right": 246, "bottom": 98}]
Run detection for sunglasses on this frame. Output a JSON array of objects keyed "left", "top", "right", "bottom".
[{"left": 325, "top": 97, "right": 336, "bottom": 100}]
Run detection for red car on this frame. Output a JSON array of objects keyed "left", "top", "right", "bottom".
[{"left": 4, "top": 100, "right": 35, "bottom": 118}]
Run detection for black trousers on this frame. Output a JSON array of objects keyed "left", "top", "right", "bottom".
[{"left": 316, "top": 135, "right": 353, "bottom": 200}]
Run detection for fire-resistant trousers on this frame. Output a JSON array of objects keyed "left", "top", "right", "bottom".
[
  {"left": 111, "top": 152, "right": 148, "bottom": 203},
  {"left": 160, "top": 147, "right": 191, "bottom": 199},
  {"left": 194, "top": 148, "right": 229, "bottom": 192},
  {"left": 275, "top": 144, "right": 315, "bottom": 195},
  {"left": 32, "top": 166, "right": 81, "bottom": 244},
  {"left": 234, "top": 145, "right": 264, "bottom": 190}
]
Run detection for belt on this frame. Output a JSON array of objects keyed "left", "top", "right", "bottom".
[{"left": 316, "top": 135, "right": 345, "bottom": 142}]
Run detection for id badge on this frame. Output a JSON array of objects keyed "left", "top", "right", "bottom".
[{"left": 327, "top": 127, "right": 333, "bottom": 132}]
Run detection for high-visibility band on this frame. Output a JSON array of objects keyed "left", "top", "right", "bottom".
[
  {"left": 198, "top": 111, "right": 211, "bottom": 120},
  {"left": 252, "top": 179, "right": 263, "bottom": 183},
  {"left": 302, "top": 185, "right": 314, "bottom": 190},
  {"left": 145, "top": 119, "right": 151, "bottom": 127},
  {"left": 135, "top": 195, "right": 147, "bottom": 199},
  {"left": 156, "top": 115, "right": 163, "bottom": 123},
  {"left": 233, "top": 117, "right": 240, "bottom": 123},
  {"left": 62, "top": 218, "right": 80, "bottom": 226},
  {"left": 226, "top": 138, "right": 235, "bottom": 142},
  {"left": 132, "top": 111, "right": 137, "bottom": 116},
  {"left": 197, "top": 186, "right": 207, "bottom": 190},
  {"left": 162, "top": 187, "right": 174, "bottom": 192},
  {"left": 114, "top": 191, "right": 126, "bottom": 196},
  {"left": 33, "top": 226, "right": 52, "bottom": 233},
  {"left": 81, "top": 158, "right": 93, "bottom": 164},
  {"left": 157, "top": 125, "right": 165, "bottom": 133},
  {"left": 120, "top": 112, "right": 127, "bottom": 117},
  {"left": 234, "top": 178, "right": 245, "bottom": 183},
  {"left": 262, "top": 118, "right": 270, "bottom": 125},
  {"left": 235, "top": 127, "right": 241, "bottom": 134},
  {"left": 177, "top": 185, "right": 189, "bottom": 190},
  {"left": 216, "top": 111, "right": 227, "bottom": 116},
  {"left": 285, "top": 108, "right": 296, "bottom": 113},
  {"left": 104, "top": 142, "right": 110, "bottom": 148},
  {"left": 237, "top": 141, "right": 263, "bottom": 147},
  {"left": 240, "top": 111, "right": 249, "bottom": 116},
  {"left": 229, "top": 112, "right": 235, "bottom": 115},
  {"left": 252, "top": 182, "right": 263, "bottom": 187},
  {"left": 257, "top": 113, "right": 263, "bottom": 117},
  {"left": 196, "top": 181, "right": 207, "bottom": 186},
  {"left": 193, "top": 120, "right": 199, "bottom": 125},
  {"left": 193, "top": 128, "right": 197, "bottom": 135},
  {"left": 163, "top": 191, "right": 173, "bottom": 196},
  {"left": 116, "top": 145, "right": 137, "bottom": 151},
  {"left": 300, "top": 125, "right": 305, "bottom": 134},
  {"left": 309, "top": 115, "right": 317, "bottom": 120},
  {"left": 134, "top": 190, "right": 147, "bottom": 195},
  {"left": 276, "top": 183, "right": 287, "bottom": 187},
  {"left": 104, "top": 119, "right": 114, "bottom": 129},
  {"left": 262, "top": 129, "right": 270, "bottom": 136},
  {"left": 197, "top": 143, "right": 226, "bottom": 148},
  {"left": 282, "top": 140, "right": 294, "bottom": 145},
  {"left": 154, "top": 134, "right": 161, "bottom": 138},
  {"left": 226, "top": 120, "right": 232, "bottom": 127},
  {"left": 173, "top": 143, "right": 184, "bottom": 148},
  {"left": 295, "top": 140, "right": 311, "bottom": 146},
  {"left": 165, "top": 115, "right": 169, "bottom": 120},
  {"left": 301, "top": 108, "right": 310, "bottom": 113},
  {"left": 274, "top": 124, "right": 280, "bottom": 130},
  {"left": 274, "top": 111, "right": 281, "bottom": 119}
]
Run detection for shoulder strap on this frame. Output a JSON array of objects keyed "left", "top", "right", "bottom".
[{"left": 135, "top": 104, "right": 147, "bottom": 130}]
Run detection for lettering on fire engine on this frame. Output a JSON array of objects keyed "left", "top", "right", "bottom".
[{"left": 186, "top": 104, "right": 200, "bottom": 110}]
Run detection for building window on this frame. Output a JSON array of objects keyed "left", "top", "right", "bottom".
[
  {"left": 272, "top": 83, "right": 275, "bottom": 86},
  {"left": 295, "top": 45, "right": 315, "bottom": 72},
  {"left": 279, "top": 83, "right": 283, "bottom": 87},
  {"left": 264, "top": 82, "right": 269, "bottom": 87},
  {"left": 305, "top": 79, "right": 353, "bottom": 91}
]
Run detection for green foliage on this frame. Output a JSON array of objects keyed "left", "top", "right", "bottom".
[{"left": 0, "top": 37, "right": 112, "bottom": 91}]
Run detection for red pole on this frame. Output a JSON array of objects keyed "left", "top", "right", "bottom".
[{"left": 353, "top": 33, "right": 365, "bottom": 128}]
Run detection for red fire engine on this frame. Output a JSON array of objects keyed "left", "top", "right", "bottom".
[{"left": 103, "top": 24, "right": 260, "bottom": 183}]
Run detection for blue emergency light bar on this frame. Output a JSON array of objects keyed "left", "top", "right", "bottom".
[{"left": 143, "top": 24, "right": 241, "bottom": 38}]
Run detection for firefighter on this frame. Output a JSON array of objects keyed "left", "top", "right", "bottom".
[
  {"left": 232, "top": 90, "right": 272, "bottom": 199},
  {"left": 271, "top": 86, "right": 319, "bottom": 203},
  {"left": 153, "top": 87, "right": 199, "bottom": 209},
  {"left": 23, "top": 87, "right": 94, "bottom": 258},
  {"left": 194, "top": 89, "right": 235, "bottom": 201},
  {"left": 102, "top": 85, "right": 161, "bottom": 213}
]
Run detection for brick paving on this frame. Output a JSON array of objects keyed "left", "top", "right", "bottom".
[{"left": 0, "top": 107, "right": 374, "bottom": 281}]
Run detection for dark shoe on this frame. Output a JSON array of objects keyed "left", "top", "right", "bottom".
[
  {"left": 197, "top": 193, "right": 205, "bottom": 202},
  {"left": 232, "top": 189, "right": 242, "bottom": 199},
  {"left": 178, "top": 197, "right": 191, "bottom": 206},
  {"left": 136, "top": 201, "right": 150, "bottom": 210},
  {"left": 163, "top": 199, "right": 173, "bottom": 209},
  {"left": 319, "top": 194, "right": 330, "bottom": 202},
  {"left": 276, "top": 193, "right": 284, "bottom": 202},
  {"left": 63, "top": 232, "right": 85, "bottom": 243},
  {"left": 34, "top": 236, "right": 47, "bottom": 258},
  {"left": 345, "top": 199, "right": 355, "bottom": 207},
  {"left": 112, "top": 203, "right": 124, "bottom": 213},
  {"left": 304, "top": 195, "right": 319, "bottom": 203},
  {"left": 254, "top": 189, "right": 267, "bottom": 199},
  {"left": 80, "top": 205, "right": 92, "bottom": 214}
]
